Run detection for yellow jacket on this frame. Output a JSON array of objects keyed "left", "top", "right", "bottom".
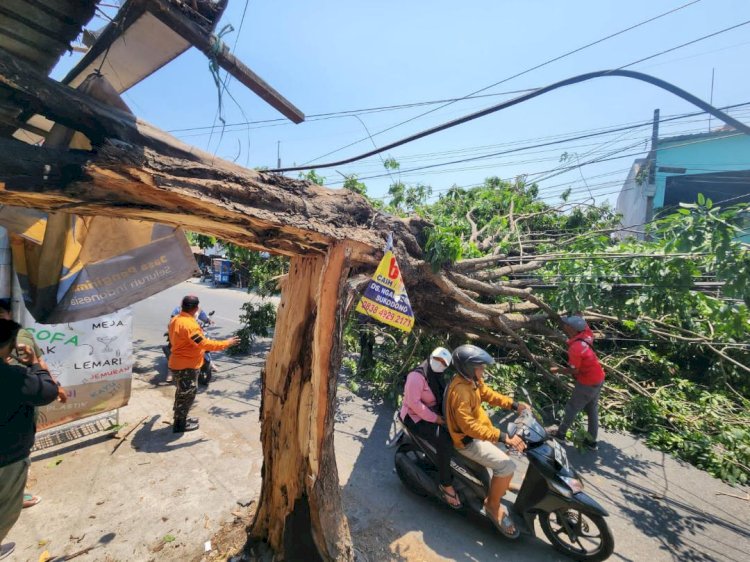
[
  {"left": 445, "top": 375, "right": 514, "bottom": 448},
  {"left": 168, "top": 312, "right": 231, "bottom": 370}
]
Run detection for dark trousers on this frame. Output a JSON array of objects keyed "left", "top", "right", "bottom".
[
  {"left": 0, "top": 457, "right": 29, "bottom": 543},
  {"left": 403, "top": 416, "right": 454, "bottom": 487},
  {"left": 558, "top": 382, "right": 602, "bottom": 441},
  {"left": 172, "top": 369, "right": 199, "bottom": 423}
]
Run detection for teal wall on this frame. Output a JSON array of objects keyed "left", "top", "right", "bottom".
[{"left": 654, "top": 132, "right": 750, "bottom": 208}]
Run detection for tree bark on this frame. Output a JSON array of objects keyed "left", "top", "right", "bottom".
[{"left": 248, "top": 242, "right": 353, "bottom": 561}]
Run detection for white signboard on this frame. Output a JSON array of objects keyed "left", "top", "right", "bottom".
[{"left": 20, "top": 307, "right": 134, "bottom": 430}]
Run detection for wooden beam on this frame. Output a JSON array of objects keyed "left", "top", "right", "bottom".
[{"left": 148, "top": 0, "right": 305, "bottom": 124}]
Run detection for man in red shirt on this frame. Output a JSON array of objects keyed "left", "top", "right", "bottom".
[{"left": 548, "top": 315, "right": 605, "bottom": 450}]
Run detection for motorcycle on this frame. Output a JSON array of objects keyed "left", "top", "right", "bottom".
[
  {"left": 162, "top": 310, "right": 216, "bottom": 386},
  {"left": 390, "top": 387, "right": 614, "bottom": 561}
]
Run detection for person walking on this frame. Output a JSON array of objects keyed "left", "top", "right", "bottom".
[
  {"left": 0, "top": 319, "right": 59, "bottom": 559},
  {"left": 547, "top": 315, "right": 605, "bottom": 450},
  {"left": 168, "top": 295, "right": 238, "bottom": 432}
]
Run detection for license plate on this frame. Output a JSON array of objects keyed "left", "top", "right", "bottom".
[{"left": 553, "top": 440, "right": 569, "bottom": 468}]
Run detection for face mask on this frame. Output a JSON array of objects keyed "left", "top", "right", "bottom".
[{"left": 430, "top": 358, "right": 447, "bottom": 373}]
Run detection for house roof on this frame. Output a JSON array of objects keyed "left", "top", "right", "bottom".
[{"left": 657, "top": 127, "right": 741, "bottom": 146}]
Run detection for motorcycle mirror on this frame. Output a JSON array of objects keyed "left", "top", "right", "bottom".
[
  {"left": 521, "top": 387, "right": 533, "bottom": 409},
  {"left": 507, "top": 422, "right": 518, "bottom": 438},
  {"left": 209, "top": 311, "right": 216, "bottom": 316}
]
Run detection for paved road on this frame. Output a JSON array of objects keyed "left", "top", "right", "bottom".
[{"left": 9, "top": 280, "right": 750, "bottom": 561}]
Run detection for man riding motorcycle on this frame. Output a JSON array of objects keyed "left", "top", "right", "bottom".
[{"left": 444, "top": 344, "right": 529, "bottom": 538}]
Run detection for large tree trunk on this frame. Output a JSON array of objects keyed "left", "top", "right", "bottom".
[{"left": 248, "top": 242, "right": 353, "bottom": 561}]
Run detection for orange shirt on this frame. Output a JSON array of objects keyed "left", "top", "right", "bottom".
[{"left": 168, "top": 312, "right": 231, "bottom": 370}]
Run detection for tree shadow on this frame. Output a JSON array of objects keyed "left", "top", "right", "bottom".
[
  {"left": 130, "top": 415, "right": 207, "bottom": 453},
  {"left": 206, "top": 375, "right": 262, "bottom": 403},
  {"left": 334, "top": 387, "right": 382, "bottom": 435},
  {"left": 132, "top": 338, "right": 172, "bottom": 386},
  {"left": 207, "top": 405, "right": 254, "bottom": 419},
  {"left": 565, "top": 440, "right": 750, "bottom": 562}
]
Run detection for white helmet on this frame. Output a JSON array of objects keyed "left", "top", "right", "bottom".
[{"left": 429, "top": 347, "right": 452, "bottom": 373}]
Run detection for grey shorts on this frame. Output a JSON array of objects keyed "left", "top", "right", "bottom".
[{"left": 457, "top": 439, "right": 515, "bottom": 477}]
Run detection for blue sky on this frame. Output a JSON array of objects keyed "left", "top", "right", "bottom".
[{"left": 52, "top": 0, "right": 750, "bottom": 207}]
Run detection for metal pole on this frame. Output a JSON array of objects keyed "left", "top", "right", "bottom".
[
  {"left": 708, "top": 68, "right": 715, "bottom": 132},
  {"left": 277, "top": 141, "right": 281, "bottom": 169},
  {"left": 645, "top": 109, "right": 660, "bottom": 229}
]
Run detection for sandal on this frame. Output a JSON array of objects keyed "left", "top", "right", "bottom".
[
  {"left": 438, "top": 484, "right": 462, "bottom": 509},
  {"left": 23, "top": 494, "right": 41, "bottom": 508},
  {"left": 482, "top": 506, "right": 520, "bottom": 539}
]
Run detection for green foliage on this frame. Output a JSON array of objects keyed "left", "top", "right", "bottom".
[
  {"left": 383, "top": 156, "right": 400, "bottom": 171},
  {"left": 185, "top": 231, "right": 217, "bottom": 249},
  {"left": 342, "top": 174, "right": 368, "bottom": 196},
  {"left": 424, "top": 226, "right": 463, "bottom": 270},
  {"left": 223, "top": 244, "right": 288, "bottom": 296},
  {"left": 229, "top": 301, "right": 277, "bottom": 355},
  {"left": 299, "top": 170, "right": 327, "bottom": 185},
  {"left": 343, "top": 319, "right": 449, "bottom": 404},
  {"left": 340, "top": 171, "right": 750, "bottom": 483}
]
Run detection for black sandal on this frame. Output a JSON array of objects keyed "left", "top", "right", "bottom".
[{"left": 439, "top": 485, "right": 462, "bottom": 509}]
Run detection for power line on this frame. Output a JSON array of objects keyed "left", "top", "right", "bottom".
[
  {"left": 267, "top": 66, "right": 750, "bottom": 173},
  {"left": 618, "top": 18, "right": 750, "bottom": 70},
  {"left": 326, "top": 107, "right": 750, "bottom": 182},
  {"left": 168, "top": 88, "right": 539, "bottom": 135},
  {"left": 299, "top": 0, "right": 704, "bottom": 166},
  {"left": 354, "top": 126, "right": 750, "bottom": 201}
]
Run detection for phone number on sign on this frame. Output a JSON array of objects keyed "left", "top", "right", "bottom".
[{"left": 359, "top": 299, "right": 413, "bottom": 327}]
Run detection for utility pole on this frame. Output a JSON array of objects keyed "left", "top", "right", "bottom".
[
  {"left": 644, "top": 108, "right": 660, "bottom": 229},
  {"left": 277, "top": 141, "right": 281, "bottom": 169},
  {"left": 708, "top": 68, "right": 715, "bottom": 133}
]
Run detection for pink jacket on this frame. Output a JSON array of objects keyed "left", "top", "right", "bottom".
[{"left": 400, "top": 370, "right": 439, "bottom": 424}]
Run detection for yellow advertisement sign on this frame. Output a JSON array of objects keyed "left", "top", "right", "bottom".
[{"left": 355, "top": 251, "right": 414, "bottom": 332}]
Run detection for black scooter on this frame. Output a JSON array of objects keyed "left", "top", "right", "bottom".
[
  {"left": 162, "top": 310, "right": 216, "bottom": 386},
  {"left": 391, "top": 388, "right": 614, "bottom": 561}
]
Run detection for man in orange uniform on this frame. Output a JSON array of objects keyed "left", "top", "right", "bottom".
[{"left": 168, "top": 295, "right": 238, "bottom": 433}]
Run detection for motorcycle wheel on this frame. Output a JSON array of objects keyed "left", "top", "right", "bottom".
[
  {"left": 394, "top": 443, "right": 436, "bottom": 497},
  {"left": 198, "top": 369, "right": 211, "bottom": 386},
  {"left": 539, "top": 509, "right": 614, "bottom": 562}
]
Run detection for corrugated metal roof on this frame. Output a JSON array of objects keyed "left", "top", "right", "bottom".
[
  {"left": 0, "top": 0, "right": 98, "bottom": 137},
  {"left": 0, "top": 0, "right": 96, "bottom": 72},
  {"left": 657, "top": 127, "right": 739, "bottom": 146}
]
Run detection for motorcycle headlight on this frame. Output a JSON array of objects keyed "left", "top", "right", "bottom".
[{"left": 559, "top": 475, "right": 584, "bottom": 494}]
